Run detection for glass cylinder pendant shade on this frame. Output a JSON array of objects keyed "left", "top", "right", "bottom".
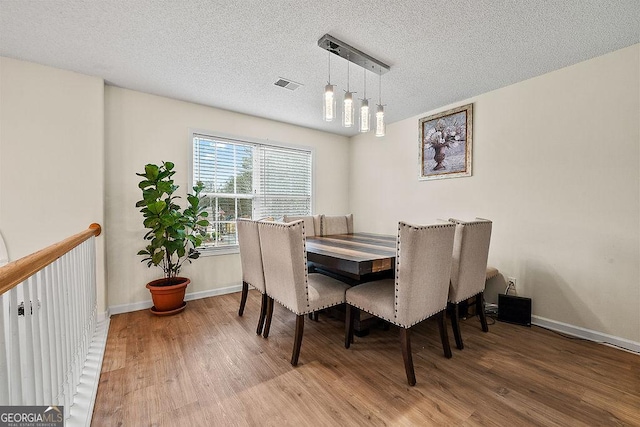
[
  {"left": 323, "top": 84, "right": 336, "bottom": 122},
  {"left": 359, "top": 99, "right": 370, "bottom": 133},
  {"left": 343, "top": 91, "right": 354, "bottom": 127},
  {"left": 375, "top": 104, "right": 385, "bottom": 137}
]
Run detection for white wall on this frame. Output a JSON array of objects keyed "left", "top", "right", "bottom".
[
  {"left": 105, "top": 87, "right": 350, "bottom": 310},
  {"left": 349, "top": 45, "right": 640, "bottom": 343},
  {"left": 0, "top": 57, "right": 106, "bottom": 312}
]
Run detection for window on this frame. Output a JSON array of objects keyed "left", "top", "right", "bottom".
[{"left": 192, "top": 133, "right": 312, "bottom": 250}]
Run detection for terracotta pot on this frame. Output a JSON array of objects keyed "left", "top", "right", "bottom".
[{"left": 146, "top": 277, "right": 190, "bottom": 314}]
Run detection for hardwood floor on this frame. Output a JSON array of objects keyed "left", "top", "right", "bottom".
[{"left": 92, "top": 291, "right": 640, "bottom": 426}]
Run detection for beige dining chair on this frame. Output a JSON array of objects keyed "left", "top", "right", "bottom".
[
  {"left": 283, "top": 214, "right": 322, "bottom": 237},
  {"left": 344, "top": 221, "right": 456, "bottom": 386},
  {"left": 321, "top": 214, "right": 353, "bottom": 235},
  {"left": 448, "top": 218, "right": 493, "bottom": 350},
  {"left": 258, "top": 220, "right": 350, "bottom": 366},
  {"left": 236, "top": 218, "right": 269, "bottom": 335}
]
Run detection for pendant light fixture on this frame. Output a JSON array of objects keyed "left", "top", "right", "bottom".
[
  {"left": 343, "top": 54, "right": 355, "bottom": 128},
  {"left": 317, "top": 34, "right": 391, "bottom": 132},
  {"left": 359, "top": 69, "right": 370, "bottom": 133},
  {"left": 375, "top": 70, "right": 385, "bottom": 137},
  {"left": 323, "top": 52, "right": 336, "bottom": 122}
]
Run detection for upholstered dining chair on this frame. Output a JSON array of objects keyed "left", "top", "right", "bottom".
[
  {"left": 321, "top": 214, "right": 353, "bottom": 235},
  {"left": 257, "top": 220, "right": 349, "bottom": 366},
  {"left": 447, "top": 218, "right": 493, "bottom": 350},
  {"left": 344, "top": 221, "right": 456, "bottom": 386},
  {"left": 236, "top": 218, "right": 269, "bottom": 335},
  {"left": 283, "top": 215, "right": 322, "bottom": 237}
]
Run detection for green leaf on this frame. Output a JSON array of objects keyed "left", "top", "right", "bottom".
[
  {"left": 147, "top": 201, "right": 166, "bottom": 214},
  {"left": 197, "top": 220, "right": 209, "bottom": 227},
  {"left": 187, "top": 195, "right": 199, "bottom": 208},
  {"left": 157, "top": 181, "right": 174, "bottom": 195},
  {"left": 144, "top": 164, "right": 159, "bottom": 180},
  {"left": 164, "top": 161, "right": 174, "bottom": 170},
  {"left": 138, "top": 180, "right": 153, "bottom": 190},
  {"left": 151, "top": 250, "right": 165, "bottom": 265}
]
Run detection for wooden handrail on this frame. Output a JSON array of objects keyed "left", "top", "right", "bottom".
[{"left": 0, "top": 223, "right": 101, "bottom": 295}]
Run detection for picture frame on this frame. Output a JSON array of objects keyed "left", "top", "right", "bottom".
[{"left": 419, "top": 103, "right": 473, "bottom": 180}]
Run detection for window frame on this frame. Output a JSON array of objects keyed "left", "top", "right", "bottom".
[{"left": 189, "top": 129, "right": 315, "bottom": 256}]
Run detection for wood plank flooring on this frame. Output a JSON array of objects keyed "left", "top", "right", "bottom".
[{"left": 92, "top": 291, "right": 640, "bottom": 426}]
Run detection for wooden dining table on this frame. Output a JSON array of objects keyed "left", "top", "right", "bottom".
[{"left": 305, "top": 232, "right": 397, "bottom": 282}]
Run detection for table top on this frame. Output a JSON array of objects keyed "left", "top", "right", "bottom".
[{"left": 306, "top": 233, "right": 396, "bottom": 280}]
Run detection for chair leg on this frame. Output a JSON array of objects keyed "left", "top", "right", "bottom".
[
  {"left": 238, "top": 281, "right": 249, "bottom": 316},
  {"left": 263, "top": 297, "right": 274, "bottom": 338},
  {"left": 345, "top": 304, "right": 355, "bottom": 349},
  {"left": 450, "top": 303, "right": 464, "bottom": 350},
  {"left": 256, "top": 293, "right": 268, "bottom": 335},
  {"left": 399, "top": 327, "right": 416, "bottom": 386},
  {"left": 476, "top": 292, "right": 489, "bottom": 332},
  {"left": 291, "top": 314, "right": 305, "bottom": 366},
  {"left": 437, "top": 310, "right": 452, "bottom": 359}
]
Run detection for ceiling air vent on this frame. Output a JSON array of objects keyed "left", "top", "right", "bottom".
[{"left": 274, "top": 78, "right": 302, "bottom": 91}]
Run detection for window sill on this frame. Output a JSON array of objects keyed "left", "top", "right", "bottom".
[{"left": 198, "top": 246, "right": 240, "bottom": 257}]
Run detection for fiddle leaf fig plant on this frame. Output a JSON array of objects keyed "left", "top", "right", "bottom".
[{"left": 136, "top": 161, "right": 209, "bottom": 282}]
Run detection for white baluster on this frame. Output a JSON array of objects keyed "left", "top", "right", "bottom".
[
  {"left": 32, "top": 271, "right": 45, "bottom": 405},
  {"left": 9, "top": 288, "right": 22, "bottom": 404},
  {"left": 0, "top": 293, "right": 9, "bottom": 404},
  {"left": 51, "top": 262, "right": 63, "bottom": 406},
  {"left": 40, "top": 265, "right": 54, "bottom": 404},
  {"left": 61, "top": 254, "right": 71, "bottom": 411},
  {"left": 53, "top": 261, "right": 66, "bottom": 405},
  {"left": 21, "top": 278, "right": 36, "bottom": 403}
]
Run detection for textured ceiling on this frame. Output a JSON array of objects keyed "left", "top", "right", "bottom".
[{"left": 1, "top": 1, "right": 638, "bottom": 137}]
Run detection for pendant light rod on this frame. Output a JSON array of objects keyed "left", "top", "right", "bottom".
[
  {"left": 318, "top": 34, "right": 390, "bottom": 75},
  {"left": 378, "top": 69, "right": 382, "bottom": 104},
  {"left": 363, "top": 69, "right": 367, "bottom": 99},
  {"left": 346, "top": 53, "right": 350, "bottom": 91}
]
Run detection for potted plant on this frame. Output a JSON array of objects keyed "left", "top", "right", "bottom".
[{"left": 136, "top": 161, "right": 209, "bottom": 315}]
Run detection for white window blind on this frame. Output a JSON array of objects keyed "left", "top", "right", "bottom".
[
  {"left": 192, "top": 133, "right": 312, "bottom": 249},
  {"left": 253, "top": 145, "right": 312, "bottom": 219}
]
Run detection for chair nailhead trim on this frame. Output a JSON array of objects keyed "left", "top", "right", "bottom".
[
  {"left": 346, "top": 302, "right": 447, "bottom": 329},
  {"left": 269, "top": 294, "right": 345, "bottom": 316}
]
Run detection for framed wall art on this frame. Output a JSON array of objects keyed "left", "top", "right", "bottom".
[{"left": 419, "top": 103, "right": 472, "bottom": 180}]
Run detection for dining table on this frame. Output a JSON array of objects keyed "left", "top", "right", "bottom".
[
  {"left": 305, "top": 232, "right": 397, "bottom": 282},
  {"left": 305, "top": 232, "right": 397, "bottom": 335}
]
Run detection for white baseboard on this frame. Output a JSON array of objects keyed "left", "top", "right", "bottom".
[
  {"left": 96, "top": 310, "right": 109, "bottom": 323},
  {"left": 532, "top": 315, "right": 640, "bottom": 354},
  {"left": 183, "top": 283, "right": 243, "bottom": 301},
  {"left": 108, "top": 283, "right": 243, "bottom": 315}
]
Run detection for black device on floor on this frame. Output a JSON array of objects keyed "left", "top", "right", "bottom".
[{"left": 498, "top": 293, "right": 531, "bottom": 326}]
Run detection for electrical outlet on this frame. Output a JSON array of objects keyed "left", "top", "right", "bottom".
[{"left": 507, "top": 277, "right": 517, "bottom": 292}]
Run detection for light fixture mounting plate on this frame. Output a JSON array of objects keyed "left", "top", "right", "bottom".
[{"left": 318, "top": 34, "right": 390, "bottom": 75}]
